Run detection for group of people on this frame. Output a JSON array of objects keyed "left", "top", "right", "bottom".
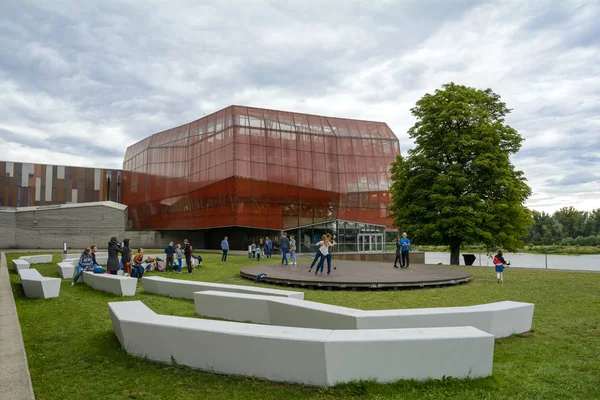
[
  {"left": 246, "top": 236, "right": 275, "bottom": 262},
  {"left": 71, "top": 237, "right": 199, "bottom": 286},
  {"left": 308, "top": 233, "right": 336, "bottom": 275}
]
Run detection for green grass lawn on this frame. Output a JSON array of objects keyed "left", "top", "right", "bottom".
[{"left": 6, "top": 252, "right": 600, "bottom": 400}]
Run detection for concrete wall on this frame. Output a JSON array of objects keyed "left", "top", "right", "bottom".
[
  {"left": 0, "top": 210, "right": 16, "bottom": 248},
  {"left": 0, "top": 202, "right": 165, "bottom": 250}
]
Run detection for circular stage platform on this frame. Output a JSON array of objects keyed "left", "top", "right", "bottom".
[{"left": 240, "top": 261, "right": 472, "bottom": 290}]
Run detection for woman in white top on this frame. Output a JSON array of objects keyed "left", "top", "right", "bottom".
[{"left": 314, "top": 235, "right": 329, "bottom": 276}]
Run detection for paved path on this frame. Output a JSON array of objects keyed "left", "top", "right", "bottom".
[{"left": 0, "top": 252, "right": 35, "bottom": 400}]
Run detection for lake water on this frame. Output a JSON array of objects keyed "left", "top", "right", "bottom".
[{"left": 424, "top": 251, "right": 600, "bottom": 272}]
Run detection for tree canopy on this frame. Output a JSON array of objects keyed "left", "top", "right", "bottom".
[{"left": 389, "top": 82, "right": 532, "bottom": 264}]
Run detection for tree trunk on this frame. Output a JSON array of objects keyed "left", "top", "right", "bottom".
[{"left": 450, "top": 243, "right": 461, "bottom": 265}]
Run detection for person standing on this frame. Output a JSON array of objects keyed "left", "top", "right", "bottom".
[
  {"left": 221, "top": 236, "right": 229, "bottom": 262},
  {"left": 279, "top": 232, "right": 290, "bottom": 265},
  {"left": 259, "top": 238, "right": 265, "bottom": 258},
  {"left": 121, "top": 238, "right": 132, "bottom": 277},
  {"left": 107, "top": 236, "right": 122, "bottom": 275},
  {"left": 314, "top": 235, "right": 330, "bottom": 276},
  {"left": 175, "top": 244, "right": 183, "bottom": 273},
  {"left": 493, "top": 250, "right": 509, "bottom": 283},
  {"left": 393, "top": 236, "right": 402, "bottom": 268},
  {"left": 184, "top": 239, "right": 193, "bottom": 273},
  {"left": 400, "top": 232, "right": 411, "bottom": 268},
  {"left": 164, "top": 241, "right": 176, "bottom": 272},
  {"left": 265, "top": 237, "right": 272, "bottom": 258},
  {"left": 325, "top": 234, "right": 336, "bottom": 273},
  {"left": 289, "top": 235, "right": 297, "bottom": 265}
]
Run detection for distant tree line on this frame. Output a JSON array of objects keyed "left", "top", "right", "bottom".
[{"left": 526, "top": 207, "right": 600, "bottom": 246}]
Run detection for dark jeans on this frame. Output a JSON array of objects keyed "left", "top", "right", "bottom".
[
  {"left": 326, "top": 253, "right": 332, "bottom": 273},
  {"left": 310, "top": 249, "right": 320, "bottom": 268},
  {"left": 266, "top": 247, "right": 272, "bottom": 258},
  {"left": 394, "top": 253, "right": 401, "bottom": 267},
  {"left": 316, "top": 253, "right": 326, "bottom": 273},
  {"left": 132, "top": 264, "right": 144, "bottom": 279},
  {"left": 281, "top": 247, "right": 288, "bottom": 265},
  {"left": 185, "top": 255, "right": 192, "bottom": 273},
  {"left": 222, "top": 249, "right": 228, "bottom": 261},
  {"left": 166, "top": 255, "right": 174, "bottom": 271},
  {"left": 402, "top": 250, "right": 410, "bottom": 267}
]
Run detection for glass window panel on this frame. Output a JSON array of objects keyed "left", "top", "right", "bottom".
[
  {"left": 326, "top": 172, "right": 338, "bottom": 192},
  {"left": 347, "top": 121, "right": 362, "bottom": 137},
  {"left": 215, "top": 110, "right": 225, "bottom": 132},
  {"left": 278, "top": 112, "right": 296, "bottom": 131},
  {"left": 267, "top": 130, "right": 281, "bottom": 147},
  {"left": 367, "top": 172, "right": 379, "bottom": 191},
  {"left": 372, "top": 140, "right": 384, "bottom": 156},
  {"left": 325, "top": 156, "right": 337, "bottom": 173},
  {"left": 293, "top": 114, "right": 310, "bottom": 133},
  {"left": 297, "top": 150, "right": 312, "bottom": 169},
  {"left": 237, "top": 144, "right": 251, "bottom": 161},
  {"left": 250, "top": 129, "right": 266, "bottom": 146},
  {"left": 206, "top": 114, "right": 216, "bottom": 134},
  {"left": 214, "top": 131, "right": 224, "bottom": 149},
  {"left": 237, "top": 127, "right": 251, "bottom": 144},
  {"left": 311, "top": 135, "right": 325, "bottom": 153},
  {"left": 314, "top": 170, "right": 327, "bottom": 190},
  {"left": 281, "top": 131, "right": 296, "bottom": 149},
  {"left": 225, "top": 160, "right": 234, "bottom": 178},
  {"left": 236, "top": 160, "right": 251, "bottom": 178},
  {"left": 251, "top": 162, "right": 267, "bottom": 181},
  {"left": 263, "top": 110, "right": 280, "bottom": 130},
  {"left": 382, "top": 140, "right": 392, "bottom": 156},
  {"left": 282, "top": 147, "right": 297, "bottom": 167},
  {"left": 346, "top": 173, "right": 358, "bottom": 192},
  {"left": 325, "top": 136, "right": 337, "bottom": 155},
  {"left": 248, "top": 108, "right": 265, "bottom": 128},
  {"left": 378, "top": 172, "right": 389, "bottom": 190},
  {"left": 339, "top": 174, "right": 348, "bottom": 193},
  {"left": 362, "top": 139, "right": 374, "bottom": 155},
  {"left": 367, "top": 157, "right": 378, "bottom": 173},
  {"left": 284, "top": 167, "right": 298, "bottom": 186},
  {"left": 225, "top": 144, "right": 234, "bottom": 162},
  {"left": 297, "top": 133, "right": 312, "bottom": 151},
  {"left": 235, "top": 108, "right": 250, "bottom": 126},
  {"left": 358, "top": 174, "right": 369, "bottom": 191},
  {"left": 307, "top": 115, "right": 323, "bottom": 134},
  {"left": 267, "top": 146, "right": 282, "bottom": 165},
  {"left": 267, "top": 164, "right": 283, "bottom": 183},
  {"left": 354, "top": 156, "right": 366, "bottom": 172},
  {"left": 299, "top": 168, "right": 313, "bottom": 188},
  {"left": 251, "top": 144, "right": 266, "bottom": 163},
  {"left": 224, "top": 128, "right": 234, "bottom": 146}
]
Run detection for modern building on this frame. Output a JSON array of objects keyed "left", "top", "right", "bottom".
[
  {"left": 0, "top": 161, "right": 120, "bottom": 207},
  {"left": 122, "top": 106, "right": 400, "bottom": 251}
]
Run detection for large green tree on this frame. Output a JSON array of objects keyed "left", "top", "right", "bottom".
[{"left": 389, "top": 83, "right": 532, "bottom": 264}]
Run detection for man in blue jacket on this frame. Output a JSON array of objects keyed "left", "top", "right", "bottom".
[
  {"left": 164, "top": 241, "right": 176, "bottom": 272},
  {"left": 279, "top": 232, "right": 290, "bottom": 265},
  {"left": 221, "top": 236, "right": 229, "bottom": 262}
]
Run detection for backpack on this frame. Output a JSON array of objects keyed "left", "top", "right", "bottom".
[{"left": 493, "top": 256, "right": 502, "bottom": 265}]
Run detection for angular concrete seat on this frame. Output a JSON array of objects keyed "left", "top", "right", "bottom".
[
  {"left": 19, "top": 254, "right": 53, "bottom": 264},
  {"left": 109, "top": 301, "right": 494, "bottom": 386},
  {"left": 12, "top": 259, "right": 30, "bottom": 275},
  {"left": 142, "top": 276, "right": 304, "bottom": 300},
  {"left": 194, "top": 291, "right": 534, "bottom": 338},
  {"left": 19, "top": 268, "right": 61, "bottom": 299},
  {"left": 57, "top": 262, "right": 76, "bottom": 279},
  {"left": 82, "top": 271, "right": 137, "bottom": 296}
]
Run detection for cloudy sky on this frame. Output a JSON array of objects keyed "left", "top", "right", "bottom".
[{"left": 1, "top": 0, "right": 598, "bottom": 213}]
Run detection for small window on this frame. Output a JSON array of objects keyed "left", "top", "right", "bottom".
[{"left": 28, "top": 173, "right": 34, "bottom": 178}]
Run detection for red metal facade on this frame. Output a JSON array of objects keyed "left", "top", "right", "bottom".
[
  {"left": 0, "top": 161, "right": 119, "bottom": 207},
  {"left": 121, "top": 106, "right": 400, "bottom": 231}
]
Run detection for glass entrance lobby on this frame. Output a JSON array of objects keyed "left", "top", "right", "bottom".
[{"left": 286, "top": 219, "right": 387, "bottom": 254}]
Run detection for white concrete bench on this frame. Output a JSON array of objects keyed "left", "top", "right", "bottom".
[
  {"left": 19, "top": 254, "right": 53, "bottom": 264},
  {"left": 82, "top": 271, "right": 137, "bottom": 296},
  {"left": 109, "top": 301, "right": 494, "bottom": 386},
  {"left": 19, "top": 269, "right": 61, "bottom": 299},
  {"left": 57, "top": 262, "right": 76, "bottom": 279},
  {"left": 194, "top": 291, "right": 534, "bottom": 338},
  {"left": 142, "top": 276, "right": 304, "bottom": 300},
  {"left": 12, "top": 259, "right": 30, "bottom": 275}
]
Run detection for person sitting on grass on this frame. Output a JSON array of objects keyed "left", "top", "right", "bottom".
[{"left": 71, "top": 247, "right": 106, "bottom": 285}]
